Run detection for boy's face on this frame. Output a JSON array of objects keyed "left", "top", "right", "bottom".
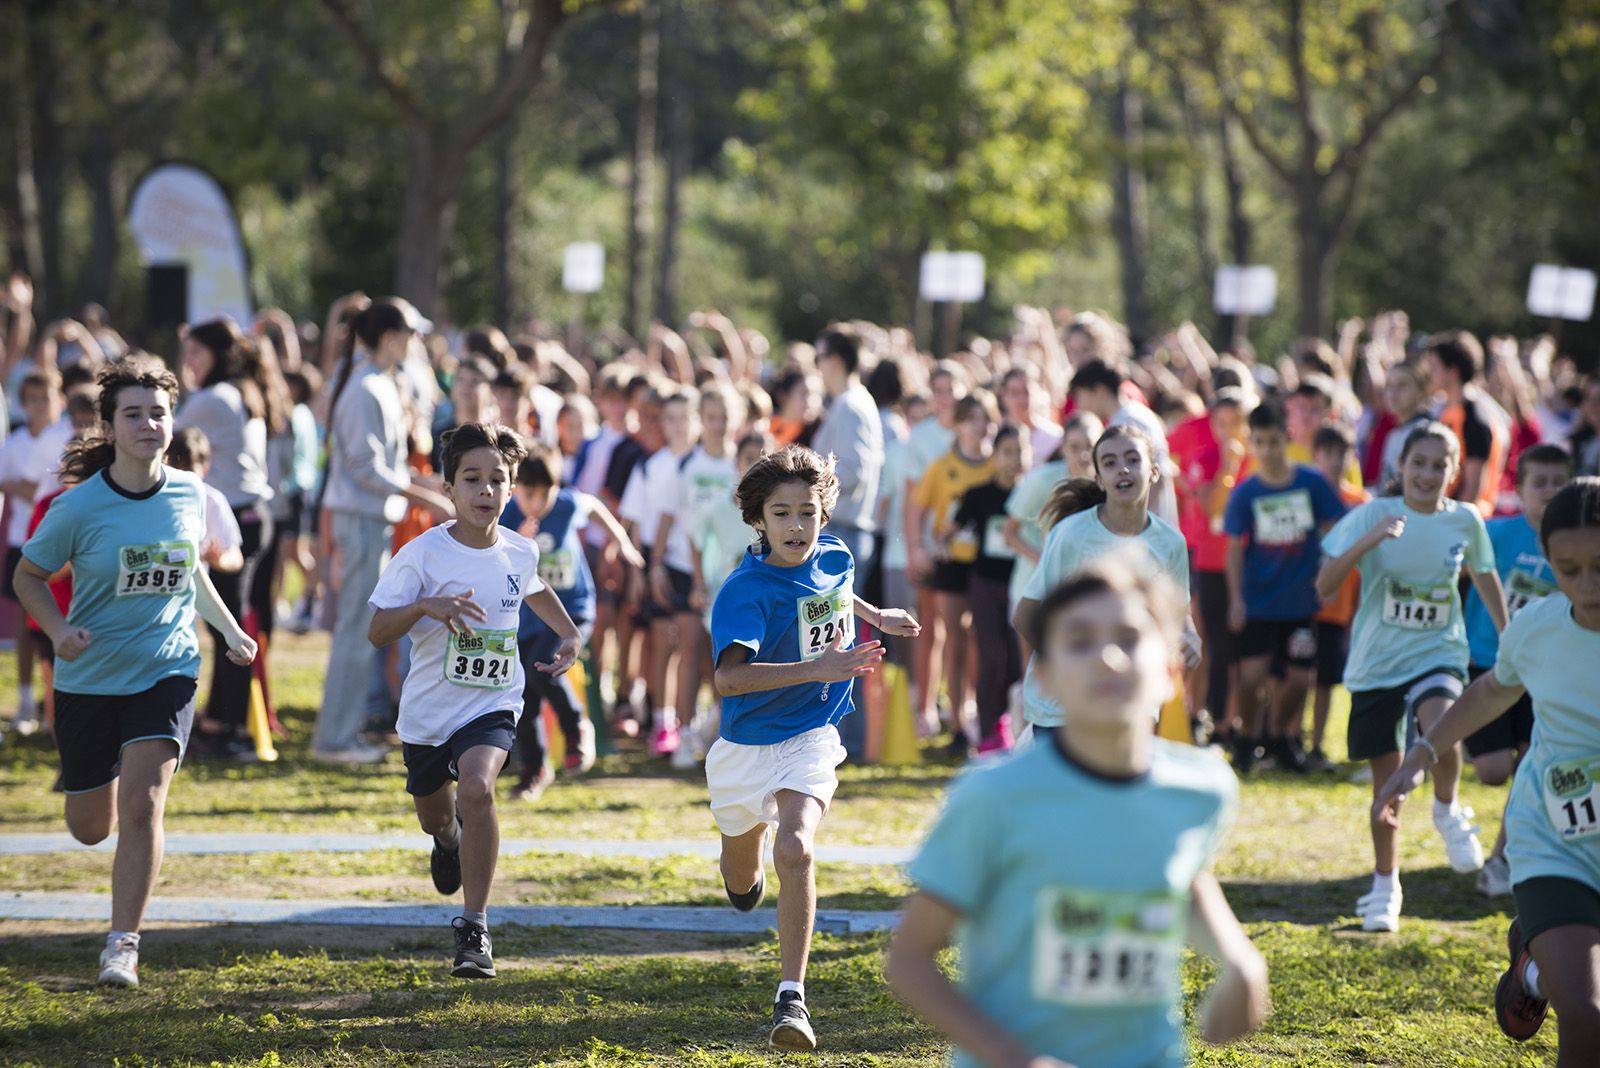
[
  {"left": 1519, "top": 462, "right": 1571, "bottom": 526},
  {"left": 447, "top": 445, "right": 512, "bottom": 529},
  {"left": 1036, "top": 590, "right": 1172, "bottom": 725},
  {"left": 930, "top": 374, "right": 960, "bottom": 422},
  {"left": 635, "top": 399, "right": 664, "bottom": 450},
  {"left": 701, "top": 396, "right": 729, "bottom": 441},
  {"left": 1002, "top": 375, "right": 1032, "bottom": 421},
  {"left": 451, "top": 369, "right": 489, "bottom": 420},
  {"left": 597, "top": 388, "right": 627, "bottom": 425},
  {"left": 513, "top": 481, "right": 558, "bottom": 520},
  {"left": 755, "top": 479, "right": 825, "bottom": 567},
  {"left": 957, "top": 407, "right": 991, "bottom": 447},
  {"left": 1249, "top": 426, "right": 1288, "bottom": 471},
  {"left": 22, "top": 384, "right": 59, "bottom": 427},
  {"left": 736, "top": 442, "right": 765, "bottom": 476},
  {"left": 994, "top": 435, "right": 1024, "bottom": 480},
  {"left": 1285, "top": 394, "right": 1323, "bottom": 444},
  {"left": 661, "top": 400, "right": 695, "bottom": 451},
  {"left": 1312, "top": 445, "right": 1346, "bottom": 484},
  {"left": 1062, "top": 427, "right": 1095, "bottom": 479},
  {"left": 495, "top": 387, "right": 532, "bottom": 431}
]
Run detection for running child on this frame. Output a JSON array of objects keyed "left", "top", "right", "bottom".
[
  {"left": 1460, "top": 443, "right": 1573, "bottom": 896},
  {"left": 368, "top": 422, "right": 583, "bottom": 978},
  {"left": 888, "top": 558, "right": 1268, "bottom": 1068},
  {"left": 1014, "top": 424, "right": 1196, "bottom": 739},
  {"left": 951, "top": 424, "right": 1025, "bottom": 753},
  {"left": 1317, "top": 421, "right": 1507, "bottom": 932},
  {"left": 506, "top": 441, "right": 643, "bottom": 798},
  {"left": 1223, "top": 402, "right": 1346, "bottom": 774},
  {"left": 708, "top": 444, "right": 919, "bottom": 1050},
  {"left": 13, "top": 356, "right": 258, "bottom": 987},
  {"left": 1373, "top": 477, "right": 1600, "bottom": 1063}
]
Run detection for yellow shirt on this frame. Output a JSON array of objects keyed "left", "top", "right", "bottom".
[
  {"left": 914, "top": 450, "right": 995, "bottom": 562},
  {"left": 1287, "top": 441, "right": 1363, "bottom": 494}
]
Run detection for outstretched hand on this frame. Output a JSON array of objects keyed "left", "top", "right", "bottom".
[
  {"left": 813, "top": 633, "right": 883, "bottom": 682},
  {"left": 876, "top": 608, "right": 921, "bottom": 639},
  {"left": 421, "top": 591, "right": 489, "bottom": 636},
  {"left": 536, "top": 636, "right": 582, "bottom": 677}
]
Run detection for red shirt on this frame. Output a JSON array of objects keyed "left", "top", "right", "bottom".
[
  {"left": 1167, "top": 413, "right": 1228, "bottom": 571},
  {"left": 25, "top": 488, "right": 72, "bottom": 629}
]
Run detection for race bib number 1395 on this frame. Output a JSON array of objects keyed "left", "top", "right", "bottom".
[{"left": 117, "top": 542, "right": 193, "bottom": 597}]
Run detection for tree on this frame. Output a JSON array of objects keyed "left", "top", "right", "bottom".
[{"left": 1184, "top": 0, "right": 1453, "bottom": 337}]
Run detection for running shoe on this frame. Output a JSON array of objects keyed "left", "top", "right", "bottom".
[
  {"left": 11, "top": 702, "right": 39, "bottom": 736},
  {"left": 1231, "top": 737, "right": 1260, "bottom": 775},
  {"left": 512, "top": 763, "right": 555, "bottom": 803},
  {"left": 769, "top": 991, "right": 816, "bottom": 1051},
  {"left": 565, "top": 718, "right": 597, "bottom": 772},
  {"left": 1357, "top": 885, "right": 1402, "bottom": 932},
  {"left": 1477, "top": 854, "right": 1513, "bottom": 898},
  {"left": 431, "top": 819, "right": 463, "bottom": 895},
  {"left": 1494, "top": 917, "right": 1547, "bottom": 1041},
  {"left": 97, "top": 933, "right": 140, "bottom": 987},
  {"left": 1434, "top": 805, "right": 1485, "bottom": 873},
  {"left": 725, "top": 871, "right": 766, "bottom": 912},
  {"left": 670, "top": 737, "right": 698, "bottom": 769},
  {"left": 652, "top": 723, "right": 680, "bottom": 757},
  {"left": 1273, "top": 737, "right": 1310, "bottom": 774},
  {"left": 450, "top": 917, "right": 496, "bottom": 979},
  {"left": 1305, "top": 748, "right": 1335, "bottom": 773},
  {"left": 975, "top": 720, "right": 1013, "bottom": 755}
]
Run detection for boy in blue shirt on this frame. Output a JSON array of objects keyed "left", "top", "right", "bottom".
[
  {"left": 708, "top": 444, "right": 919, "bottom": 1051},
  {"left": 889, "top": 556, "right": 1267, "bottom": 1068},
  {"left": 1224, "top": 402, "right": 1345, "bottom": 773},
  {"left": 1461, "top": 443, "right": 1572, "bottom": 896}
]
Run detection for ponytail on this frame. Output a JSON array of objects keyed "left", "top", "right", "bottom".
[{"left": 1039, "top": 477, "right": 1107, "bottom": 529}]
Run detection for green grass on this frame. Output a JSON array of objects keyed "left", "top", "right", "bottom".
[{"left": 0, "top": 633, "right": 1563, "bottom": 1064}]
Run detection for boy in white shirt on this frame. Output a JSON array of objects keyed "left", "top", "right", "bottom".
[
  {"left": 167, "top": 428, "right": 243, "bottom": 575},
  {"left": 369, "top": 421, "right": 583, "bottom": 979}
]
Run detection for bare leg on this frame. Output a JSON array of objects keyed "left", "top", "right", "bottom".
[
  {"left": 676, "top": 613, "right": 707, "bottom": 728},
  {"left": 414, "top": 781, "right": 459, "bottom": 843},
  {"left": 1369, "top": 750, "right": 1404, "bottom": 874},
  {"left": 15, "top": 629, "right": 35, "bottom": 707},
  {"left": 108, "top": 740, "right": 179, "bottom": 932},
  {"left": 1273, "top": 667, "right": 1312, "bottom": 741},
  {"left": 1234, "top": 656, "right": 1270, "bottom": 740},
  {"left": 648, "top": 617, "right": 678, "bottom": 726},
  {"left": 772, "top": 790, "right": 826, "bottom": 984},
  {"left": 1415, "top": 695, "right": 1461, "bottom": 805},
  {"left": 454, "top": 746, "right": 508, "bottom": 914},
  {"left": 1311, "top": 685, "right": 1333, "bottom": 752},
  {"left": 1474, "top": 748, "right": 1521, "bottom": 860},
  {"left": 720, "top": 823, "right": 767, "bottom": 897},
  {"left": 1527, "top": 924, "right": 1600, "bottom": 1067},
  {"left": 914, "top": 584, "right": 941, "bottom": 725},
  {"left": 938, "top": 592, "right": 969, "bottom": 733}
]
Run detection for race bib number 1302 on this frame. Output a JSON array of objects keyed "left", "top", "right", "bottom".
[{"left": 117, "top": 542, "right": 193, "bottom": 597}]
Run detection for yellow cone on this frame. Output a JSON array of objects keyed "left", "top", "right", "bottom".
[
  {"left": 247, "top": 678, "right": 279, "bottom": 762},
  {"left": 1157, "top": 675, "right": 1190, "bottom": 744},
  {"left": 878, "top": 663, "right": 921, "bottom": 766},
  {"left": 543, "top": 704, "right": 566, "bottom": 768}
]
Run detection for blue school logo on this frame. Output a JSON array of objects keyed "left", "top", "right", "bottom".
[
  {"left": 507, "top": 574, "right": 520, "bottom": 597},
  {"left": 1445, "top": 541, "right": 1465, "bottom": 568}
]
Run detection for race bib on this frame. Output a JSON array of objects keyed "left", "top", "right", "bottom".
[
  {"left": 444, "top": 628, "right": 518, "bottom": 689},
  {"left": 538, "top": 549, "right": 578, "bottom": 591},
  {"left": 983, "top": 515, "right": 1015, "bottom": 560},
  {"left": 798, "top": 588, "right": 854, "bottom": 662},
  {"left": 1252, "top": 489, "right": 1314, "bottom": 547},
  {"left": 116, "top": 542, "right": 194, "bottom": 597},
  {"left": 1505, "top": 569, "right": 1555, "bottom": 617},
  {"left": 1381, "top": 580, "right": 1452, "bottom": 631},
  {"left": 1031, "top": 887, "right": 1183, "bottom": 1006},
  {"left": 1544, "top": 756, "right": 1600, "bottom": 842}
]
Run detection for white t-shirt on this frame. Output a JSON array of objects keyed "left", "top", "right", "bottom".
[
  {"left": 201, "top": 483, "right": 243, "bottom": 564},
  {"left": 620, "top": 446, "right": 691, "bottom": 558},
  {"left": 665, "top": 445, "right": 738, "bottom": 573},
  {"left": 0, "top": 419, "right": 73, "bottom": 545},
  {"left": 368, "top": 524, "right": 546, "bottom": 746}
]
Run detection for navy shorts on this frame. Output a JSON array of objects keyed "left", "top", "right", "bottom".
[
  {"left": 2, "top": 546, "right": 23, "bottom": 601},
  {"left": 1237, "top": 617, "right": 1318, "bottom": 673},
  {"left": 402, "top": 709, "right": 516, "bottom": 797},
  {"left": 55, "top": 675, "right": 198, "bottom": 793},
  {"left": 1463, "top": 664, "right": 1535, "bottom": 758}
]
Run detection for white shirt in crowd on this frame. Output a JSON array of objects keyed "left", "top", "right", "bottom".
[{"left": 0, "top": 417, "right": 73, "bottom": 546}]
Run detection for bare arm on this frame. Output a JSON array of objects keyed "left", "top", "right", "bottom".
[
  {"left": 1187, "top": 871, "right": 1270, "bottom": 1044},
  {"left": 1224, "top": 537, "right": 1246, "bottom": 628},
  {"left": 1471, "top": 569, "right": 1509, "bottom": 634},
  {"left": 1375, "top": 669, "right": 1525, "bottom": 825},
  {"left": 13, "top": 556, "right": 84, "bottom": 657},
  {"left": 712, "top": 637, "right": 882, "bottom": 698},
  {"left": 1012, "top": 596, "right": 1039, "bottom": 645},
  {"left": 369, "top": 591, "right": 488, "bottom": 648},
  {"left": 1001, "top": 517, "right": 1041, "bottom": 564},
  {"left": 587, "top": 496, "right": 645, "bottom": 570},
  {"left": 1316, "top": 518, "right": 1400, "bottom": 602},
  {"left": 193, "top": 564, "right": 256, "bottom": 664}
]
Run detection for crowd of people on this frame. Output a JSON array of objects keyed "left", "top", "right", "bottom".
[{"left": 2, "top": 267, "right": 1600, "bottom": 1064}]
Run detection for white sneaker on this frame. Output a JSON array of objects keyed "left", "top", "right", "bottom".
[
  {"left": 11, "top": 704, "right": 39, "bottom": 736},
  {"left": 98, "top": 934, "right": 140, "bottom": 987},
  {"left": 1348, "top": 765, "right": 1374, "bottom": 784},
  {"left": 310, "top": 742, "right": 389, "bottom": 765},
  {"left": 1477, "top": 854, "right": 1513, "bottom": 897},
  {"left": 1357, "top": 887, "right": 1402, "bottom": 932},
  {"left": 1434, "top": 805, "right": 1485, "bottom": 874}
]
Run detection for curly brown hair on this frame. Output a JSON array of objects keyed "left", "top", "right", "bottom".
[
  {"left": 438, "top": 421, "right": 528, "bottom": 483},
  {"left": 734, "top": 444, "right": 840, "bottom": 545}
]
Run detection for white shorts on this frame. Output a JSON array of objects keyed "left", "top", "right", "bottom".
[{"left": 705, "top": 724, "right": 848, "bottom": 837}]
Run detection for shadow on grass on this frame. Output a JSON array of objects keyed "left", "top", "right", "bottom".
[{"left": 1224, "top": 866, "right": 1515, "bottom": 927}]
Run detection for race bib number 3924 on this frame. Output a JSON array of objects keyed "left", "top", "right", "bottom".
[
  {"left": 1031, "top": 886, "right": 1184, "bottom": 1006},
  {"left": 798, "top": 588, "right": 854, "bottom": 661},
  {"left": 444, "top": 628, "right": 518, "bottom": 689},
  {"left": 116, "top": 542, "right": 194, "bottom": 597}
]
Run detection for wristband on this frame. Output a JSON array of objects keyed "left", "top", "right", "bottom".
[{"left": 1416, "top": 736, "right": 1439, "bottom": 767}]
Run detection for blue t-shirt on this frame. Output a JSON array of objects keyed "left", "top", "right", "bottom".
[
  {"left": 908, "top": 735, "right": 1237, "bottom": 1068},
  {"left": 1465, "top": 514, "right": 1554, "bottom": 668},
  {"left": 1223, "top": 465, "right": 1346, "bottom": 620},
  {"left": 710, "top": 533, "right": 856, "bottom": 745},
  {"left": 22, "top": 467, "right": 207, "bottom": 695}
]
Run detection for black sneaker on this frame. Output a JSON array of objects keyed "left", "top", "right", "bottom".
[
  {"left": 1231, "top": 737, "right": 1259, "bottom": 775},
  {"left": 725, "top": 871, "right": 766, "bottom": 912},
  {"left": 1274, "top": 737, "right": 1309, "bottom": 774},
  {"left": 450, "top": 917, "right": 496, "bottom": 979},
  {"left": 769, "top": 990, "right": 816, "bottom": 1051},
  {"left": 431, "top": 821, "right": 463, "bottom": 896},
  {"left": 1306, "top": 747, "right": 1335, "bottom": 773}
]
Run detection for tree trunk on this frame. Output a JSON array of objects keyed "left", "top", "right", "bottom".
[
  {"left": 79, "top": 52, "right": 118, "bottom": 309},
  {"left": 1295, "top": 187, "right": 1329, "bottom": 340},
  {"left": 1178, "top": 85, "right": 1216, "bottom": 316},
  {"left": 1111, "top": 69, "right": 1149, "bottom": 348},
  {"left": 492, "top": 0, "right": 517, "bottom": 327},
  {"left": 28, "top": 12, "right": 64, "bottom": 317},
  {"left": 395, "top": 129, "right": 453, "bottom": 318},
  {"left": 1217, "top": 113, "right": 1251, "bottom": 344},
  {"left": 653, "top": 0, "right": 685, "bottom": 327},
  {"left": 9, "top": 14, "right": 44, "bottom": 298},
  {"left": 624, "top": 1, "right": 660, "bottom": 341}
]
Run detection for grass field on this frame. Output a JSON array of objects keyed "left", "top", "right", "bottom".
[{"left": 0, "top": 633, "right": 1562, "bottom": 1065}]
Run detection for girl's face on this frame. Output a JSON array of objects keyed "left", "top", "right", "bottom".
[
  {"left": 701, "top": 395, "right": 729, "bottom": 441},
  {"left": 662, "top": 400, "right": 695, "bottom": 450},
  {"left": 1385, "top": 371, "right": 1421, "bottom": 418},
  {"left": 1002, "top": 375, "right": 1032, "bottom": 422},
  {"left": 958, "top": 407, "right": 991, "bottom": 449},
  {"left": 448, "top": 446, "right": 513, "bottom": 531},
  {"left": 994, "top": 435, "right": 1024, "bottom": 482},
  {"left": 111, "top": 386, "right": 174, "bottom": 462},
  {"left": 1400, "top": 437, "right": 1456, "bottom": 505},
  {"left": 1036, "top": 589, "right": 1173, "bottom": 723},
  {"left": 1520, "top": 463, "right": 1571, "bottom": 528},
  {"left": 557, "top": 410, "right": 584, "bottom": 454},
  {"left": 1094, "top": 434, "right": 1155, "bottom": 507},
  {"left": 736, "top": 442, "right": 765, "bottom": 476},
  {"left": 452, "top": 369, "right": 490, "bottom": 421},
  {"left": 1062, "top": 427, "right": 1095, "bottom": 479},
  {"left": 930, "top": 374, "right": 959, "bottom": 423},
  {"left": 755, "top": 479, "right": 825, "bottom": 567},
  {"left": 1547, "top": 526, "right": 1600, "bottom": 624},
  {"left": 180, "top": 337, "right": 215, "bottom": 392}
]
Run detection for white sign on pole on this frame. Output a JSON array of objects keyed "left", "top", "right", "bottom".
[
  {"left": 128, "top": 163, "right": 253, "bottom": 325},
  {"left": 1213, "top": 265, "right": 1277, "bottom": 316},
  {"left": 563, "top": 242, "right": 605, "bottom": 294},
  {"left": 919, "top": 251, "right": 986, "bottom": 303},
  {"left": 1526, "top": 264, "right": 1597, "bottom": 322}
]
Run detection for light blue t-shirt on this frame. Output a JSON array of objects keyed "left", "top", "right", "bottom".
[
  {"left": 1004, "top": 459, "right": 1069, "bottom": 607},
  {"left": 1320, "top": 496, "right": 1495, "bottom": 692},
  {"left": 710, "top": 533, "right": 857, "bottom": 745},
  {"left": 908, "top": 735, "right": 1237, "bottom": 1068},
  {"left": 1494, "top": 595, "right": 1600, "bottom": 891},
  {"left": 22, "top": 467, "right": 207, "bottom": 695},
  {"left": 1465, "top": 514, "right": 1553, "bottom": 668}
]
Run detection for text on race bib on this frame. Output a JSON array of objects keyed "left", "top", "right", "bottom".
[
  {"left": 1381, "top": 579, "right": 1452, "bottom": 631},
  {"left": 798, "top": 588, "right": 854, "bottom": 662},
  {"left": 1032, "top": 887, "right": 1184, "bottom": 1007},
  {"left": 1505, "top": 569, "right": 1555, "bottom": 617},
  {"left": 538, "top": 549, "right": 578, "bottom": 591},
  {"left": 1251, "top": 489, "right": 1315, "bottom": 547},
  {"left": 444, "top": 628, "right": 518, "bottom": 690},
  {"left": 116, "top": 542, "right": 194, "bottom": 598},
  {"left": 1544, "top": 757, "right": 1600, "bottom": 842},
  {"left": 983, "top": 515, "right": 1016, "bottom": 560}
]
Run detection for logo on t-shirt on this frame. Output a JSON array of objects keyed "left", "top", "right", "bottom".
[{"left": 507, "top": 574, "right": 521, "bottom": 597}]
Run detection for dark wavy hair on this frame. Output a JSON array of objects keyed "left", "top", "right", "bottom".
[
  {"left": 735, "top": 444, "right": 840, "bottom": 552},
  {"left": 438, "top": 421, "right": 528, "bottom": 483},
  {"left": 1541, "top": 477, "right": 1600, "bottom": 557},
  {"left": 59, "top": 355, "right": 181, "bottom": 483},
  {"left": 1024, "top": 552, "right": 1185, "bottom": 654}
]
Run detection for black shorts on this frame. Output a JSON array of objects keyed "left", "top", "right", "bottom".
[
  {"left": 1514, "top": 876, "right": 1600, "bottom": 944},
  {"left": 1315, "top": 620, "right": 1349, "bottom": 688},
  {"left": 1463, "top": 664, "right": 1535, "bottom": 758},
  {"left": 402, "top": 709, "right": 516, "bottom": 797},
  {"left": 54, "top": 676, "right": 198, "bottom": 794},
  {"left": 1237, "top": 617, "right": 1318, "bottom": 672},
  {"left": 29, "top": 627, "right": 53, "bottom": 663},
  {"left": 1, "top": 546, "right": 23, "bottom": 601},
  {"left": 659, "top": 565, "right": 694, "bottom": 615},
  {"left": 1347, "top": 668, "right": 1465, "bottom": 761},
  {"left": 929, "top": 559, "right": 972, "bottom": 595},
  {"left": 276, "top": 490, "right": 309, "bottom": 539}
]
